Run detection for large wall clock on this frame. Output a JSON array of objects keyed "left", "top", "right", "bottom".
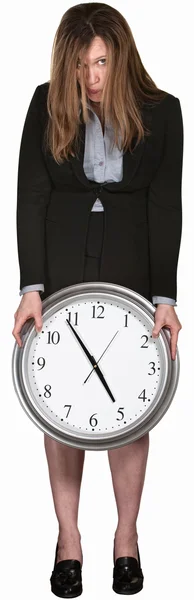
[{"left": 12, "top": 282, "right": 179, "bottom": 450}]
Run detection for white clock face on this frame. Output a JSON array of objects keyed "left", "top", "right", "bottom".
[{"left": 23, "top": 293, "right": 168, "bottom": 439}]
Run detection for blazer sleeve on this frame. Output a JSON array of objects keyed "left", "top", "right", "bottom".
[
  {"left": 147, "top": 95, "right": 183, "bottom": 302},
  {"left": 16, "top": 85, "right": 52, "bottom": 290}
]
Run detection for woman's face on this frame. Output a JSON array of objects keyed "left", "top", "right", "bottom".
[{"left": 76, "top": 36, "right": 108, "bottom": 102}]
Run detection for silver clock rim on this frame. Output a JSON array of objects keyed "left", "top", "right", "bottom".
[
  {"left": 20, "top": 292, "right": 170, "bottom": 438},
  {"left": 12, "top": 282, "right": 180, "bottom": 450}
]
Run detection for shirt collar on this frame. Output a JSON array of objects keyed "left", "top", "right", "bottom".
[
  {"left": 79, "top": 100, "right": 98, "bottom": 116},
  {"left": 79, "top": 100, "right": 114, "bottom": 130}
]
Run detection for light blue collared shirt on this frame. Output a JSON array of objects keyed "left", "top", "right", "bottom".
[
  {"left": 84, "top": 102, "right": 123, "bottom": 211},
  {"left": 20, "top": 101, "right": 176, "bottom": 306}
]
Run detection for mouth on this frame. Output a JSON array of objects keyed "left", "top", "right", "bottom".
[{"left": 87, "top": 88, "right": 100, "bottom": 95}]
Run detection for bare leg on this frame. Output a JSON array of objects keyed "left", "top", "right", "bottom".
[
  {"left": 44, "top": 433, "right": 85, "bottom": 565},
  {"left": 108, "top": 433, "right": 149, "bottom": 562}
]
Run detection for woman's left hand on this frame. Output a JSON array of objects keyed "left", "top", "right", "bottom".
[{"left": 152, "top": 304, "right": 182, "bottom": 360}]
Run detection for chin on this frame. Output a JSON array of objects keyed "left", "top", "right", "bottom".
[{"left": 87, "top": 93, "right": 102, "bottom": 102}]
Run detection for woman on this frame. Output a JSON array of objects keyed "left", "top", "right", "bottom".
[{"left": 12, "top": 2, "right": 183, "bottom": 596}]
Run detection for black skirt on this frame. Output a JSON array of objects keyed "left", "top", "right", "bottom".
[{"left": 83, "top": 211, "right": 104, "bottom": 282}]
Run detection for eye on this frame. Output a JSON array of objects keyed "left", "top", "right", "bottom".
[
  {"left": 76, "top": 58, "right": 107, "bottom": 69},
  {"left": 98, "top": 58, "right": 106, "bottom": 65}
]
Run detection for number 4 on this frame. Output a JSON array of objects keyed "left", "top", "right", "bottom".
[{"left": 138, "top": 389, "right": 147, "bottom": 402}]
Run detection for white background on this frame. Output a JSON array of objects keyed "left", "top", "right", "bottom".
[{"left": 1, "top": 1, "right": 193, "bottom": 598}]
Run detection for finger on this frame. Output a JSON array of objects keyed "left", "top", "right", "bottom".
[
  {"left": 170, "top": 329, "right": 179, "bottom": 361},
  {"left": 12, "top": 325, "right": 23, "bottom": 348},
  {"left": 152, "top": 321, "right": 164, "bottom": 337},
  {"left": 34, "top": 314, "right": 43, "bottom": 333},
  {"left": 12, "top": 315, "right": 29, "bottom": 347}
]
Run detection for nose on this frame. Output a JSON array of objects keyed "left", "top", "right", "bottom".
[{"left": 85, "top": 66, "right": 99, "bottom": 86}]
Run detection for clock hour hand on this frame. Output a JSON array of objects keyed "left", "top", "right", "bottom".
[
  {"left": 66, "top": 319, "right": 116, "bottom": 403},
  {"left": 83, "top": 330, "right": 119, "bottom": 384},
  {"left": 91, "top": 363, "right": 116, "bottom": 403}
]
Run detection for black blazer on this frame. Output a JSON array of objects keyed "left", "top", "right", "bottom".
[{"left": 16, "top": 82, "right": 183, "bottom": 303}]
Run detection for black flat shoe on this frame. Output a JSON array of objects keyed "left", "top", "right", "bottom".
[
  {"left": 112, "top": 543, "right": 144, "bottom": 595},
  {"left": 50, "top": 543, "right": 83, "bottom": 598}
]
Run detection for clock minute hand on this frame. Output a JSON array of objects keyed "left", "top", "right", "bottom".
[
  {"left": 83, "top": 330, "right": 119, "bottom": 384},
  {"left": 66, "top": 320, "right": 116, "bottom": 403}
]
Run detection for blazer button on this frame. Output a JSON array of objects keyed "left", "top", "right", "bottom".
[{"left": 93, "top": 185, "right": 102, "bottom": 197}]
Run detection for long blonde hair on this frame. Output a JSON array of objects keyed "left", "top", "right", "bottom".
[{"left": 44, "top": 2, "right": 168, "bottom": 163}]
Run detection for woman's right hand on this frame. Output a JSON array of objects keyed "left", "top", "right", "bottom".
[{"left": 12, "top": 291, "right": 43, "bottom": 347}]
